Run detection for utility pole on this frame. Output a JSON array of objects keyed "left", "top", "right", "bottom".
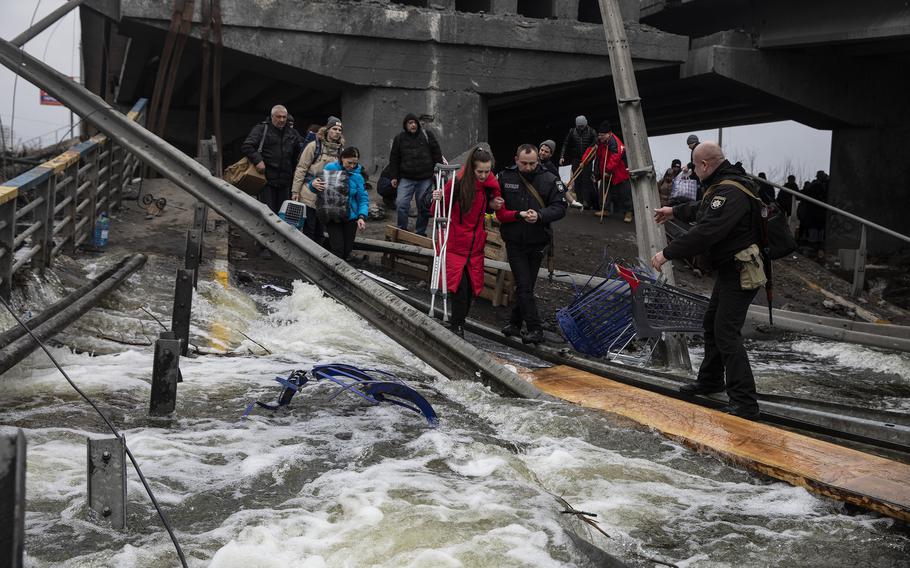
[
  {"left": 596, "top": 0, "right": 691, "bottom": 370},
  {"left": 718, "top": 127, "right": 724, "bottom": 148}
]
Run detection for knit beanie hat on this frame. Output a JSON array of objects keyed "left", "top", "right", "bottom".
[
  {"left": 575, "top": 115, "right": 588, "bottom": 127},
  {"left": 686, "top": 134, "right": 699, "bottom": 145},
  {"left": 326, "top": 116, "right": 342, "bottom": 130},
  {"left": 540, "top": 140, "right": 556, "bottom": 153},
  {"left": 597, "top": 120, "right": 611, "bottom": 134}
]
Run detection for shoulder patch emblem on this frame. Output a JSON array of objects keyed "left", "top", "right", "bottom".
[
  {"left": 710, "top": 196, "right": 726, "bottom": 209},
  {"left": 555, "top": 180, "right": 567, "bottom": 193}
]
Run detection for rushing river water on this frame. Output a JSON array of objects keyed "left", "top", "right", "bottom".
[{"left": 1, "top": 254, "right": 908, "bottom": 567}]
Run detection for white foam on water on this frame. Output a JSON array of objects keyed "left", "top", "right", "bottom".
[
  {"left": 790, "top": 339, "right": 910, "bottom": 380},
  {"left": 6, "top": 272, "right": 909, "bottom": 567}
]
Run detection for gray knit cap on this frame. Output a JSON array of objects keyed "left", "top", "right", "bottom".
[
  {"left": 686, "top": 134, "right": 699, "bottom": 145},
  {"left": 575, "top": 115, "right": 588, "bottom": 127},
  {"left": 326, "top": 115, "right": 342, "bottom": 130},
  {"left": 540, "top": 139, "right": 556, "bottom": 153}
]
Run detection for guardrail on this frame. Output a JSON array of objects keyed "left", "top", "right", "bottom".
[
  {"left": 0, "top": 99, "right": 147, "bottom": 300},
  {"left": 749, "top": 174, "right": 910, "bottom": 298}
]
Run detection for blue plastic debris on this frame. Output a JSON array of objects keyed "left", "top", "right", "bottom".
[{"left": 243, "top": 364, "right": 438, "bottom": 426}]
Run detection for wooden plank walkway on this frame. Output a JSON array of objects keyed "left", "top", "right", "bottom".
[{"left": 532, "top": 365, "right": 910, "bottom": 522}]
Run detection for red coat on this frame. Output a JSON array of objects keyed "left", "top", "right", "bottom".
[
  {"left": 431, "top": 174, "right": 502, "bottom": 296},
  {"left": 592, "top": 133, "right": 630, "bottom": 185}
]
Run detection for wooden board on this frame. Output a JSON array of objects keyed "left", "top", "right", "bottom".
[
  {"left": 531, "top": 365, "right": 910, "bottom": 522},
  {"left": 383, "top": 224, "right": 514, "bottom": 306}
]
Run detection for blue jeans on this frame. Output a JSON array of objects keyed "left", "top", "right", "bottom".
[{"left": 396, "top": 177, "right": 432, "bottom": 236}]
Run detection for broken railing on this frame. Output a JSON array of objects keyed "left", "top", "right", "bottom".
[
  {"left": 754, "top": 175, "right": 910, "bottom": 298},
  {"left": 0, "top": 99, "right": 147, "bottom": 299}
]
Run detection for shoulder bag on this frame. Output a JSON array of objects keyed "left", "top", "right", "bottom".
[{"left": 223, "top": 124, "right": 268, "bottom": 195}]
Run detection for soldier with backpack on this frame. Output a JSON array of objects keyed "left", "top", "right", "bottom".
[{"left": 650, "top": 141, "right": 764, "bottom": 420}]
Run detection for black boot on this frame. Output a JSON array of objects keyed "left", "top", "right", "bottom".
[
  {"left": 501, "top": 323, "right": 522, "bottom": 337},
  {"left": 719, "top": 404, "right": 760, "bottom": 420},
  {"left": 522, "top": 328, "right": 543, "bottom": 345},
  {"left": 679, "top": 382, "right": 725, "bottom": 396}
]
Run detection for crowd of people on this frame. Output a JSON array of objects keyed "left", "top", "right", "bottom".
[
  {"left": 237, "top": 104, "right": 581, "bottom": 343},
  {"left": 236, "top": 107, "right": 832, "bottom": 419},
  {"left": 655, "top": 134, "right": 831, "bottom": 258}
]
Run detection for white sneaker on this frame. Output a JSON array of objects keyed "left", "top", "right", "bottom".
[{"left": 570, "top": 200, "right": 584, "bottom": 209}]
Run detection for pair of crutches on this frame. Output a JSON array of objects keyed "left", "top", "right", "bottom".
[{"left": 428, "top": 163, "right": 461, "bottom": 321}]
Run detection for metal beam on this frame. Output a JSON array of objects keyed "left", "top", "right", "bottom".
[
  {"left": 0, "top": 254, "right": 147, "bottom": 375},
  {"left": 10, "top": 0, "right": 87, "bottom": 48},
  {"left": 597, "top": 0, "right": 690, "bottom": 370},
  {"left": 0, "top": 38, "right": 547, "bottom": 400},
  {"left": 0, "top": 430, "right": 26, "bottom": 568}
]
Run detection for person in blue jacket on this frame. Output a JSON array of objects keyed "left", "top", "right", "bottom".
[{"left": 309, "top": 146, "right": 368, "bottom": 260}]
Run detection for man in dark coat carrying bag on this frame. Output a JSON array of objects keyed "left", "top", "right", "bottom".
[{"left": 240, "top": 104, "right": 301, "bottom": 214}]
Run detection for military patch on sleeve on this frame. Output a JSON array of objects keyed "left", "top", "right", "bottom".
[
  {"left": 555, "top": 180, "right": 567, "bottom": 193},
  {"left": 710, "top": 196, "right": 726, "bottom": 209}
]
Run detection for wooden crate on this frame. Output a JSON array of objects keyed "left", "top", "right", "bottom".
[
  {"left": 383, "top": 222, "right": 515, "bottom": 306},
  {"left": 383, "top": 225, "right": 433, "bottom": 281},
  {"left": 481, "top": 219, "right": 514, "bottom": 307}
]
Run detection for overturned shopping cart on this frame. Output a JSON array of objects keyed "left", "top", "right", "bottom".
[{"left": 556, "top": 260, "right": 709, "bottom": 364}]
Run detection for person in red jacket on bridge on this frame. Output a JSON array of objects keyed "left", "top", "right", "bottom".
[
  {"left": 591, "top": 120, "right": 632, "bottom": 222},
  {"left": 431, "top": 146, "right": 507, "bottom": 337}
]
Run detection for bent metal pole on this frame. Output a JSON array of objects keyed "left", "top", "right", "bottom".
[
  {"left": 0, "top": 38, "right": 548, "bottom": 401},
  {"left": 0, "top": 254, "right": 148, "bottom": 376},
  {"left": 596, "top": 0, "right": 691, "bottom": 370}
]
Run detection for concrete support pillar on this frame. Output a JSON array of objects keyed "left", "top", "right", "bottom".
[
  {"left": 491, "top": 0, "right": 518, "bottom": 16},
  {"left": 341, "top": 87, "right": 487, "bottom": 179},
  {"left": 619, "top": 0, "right": 639, "bottom": 22},
  {"left": 827, "top": 124, "right": 910, "bottom": 254},
  {"left": 555, "top": 0, "right": 580, "bottom": 20}
]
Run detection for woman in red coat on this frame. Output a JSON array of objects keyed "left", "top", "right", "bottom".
[{"left": 431, "top": 146, "right": 508, "bottom": 337}]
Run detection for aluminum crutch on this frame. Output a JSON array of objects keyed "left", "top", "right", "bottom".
[{"left": 428, "top": 163, "right": 460, "bottom": 320}]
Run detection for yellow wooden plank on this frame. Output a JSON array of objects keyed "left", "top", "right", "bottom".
[
  {"left": 531, "top": 365, "right": 910, "bottom": 522},
  {"left": 0, "top": 186, "right": 19, "bottom": 205}
]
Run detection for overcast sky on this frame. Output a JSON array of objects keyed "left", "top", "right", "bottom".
[
  {"left": 1, "top": 0, "right": 81, "bottom": 151},
  {"left": 2, "top": 1, "right": 832, "bottom": 183}
]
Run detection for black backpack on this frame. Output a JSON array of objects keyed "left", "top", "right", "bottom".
[{"left": 720, "top": 180, "right": 797, "bottom": 260}]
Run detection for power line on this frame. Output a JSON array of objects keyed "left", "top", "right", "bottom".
[
  {"left": 0, "top": 294, "right": 189, "bottom": 568},
  {"left": 9, "top": 0, "right": 44, "bottom": 154}
]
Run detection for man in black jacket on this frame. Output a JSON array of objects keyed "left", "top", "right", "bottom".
[
  {"left": 560, "top": 115, "right": 597, "bottom": 208},
  {"left": 650, "top": 141, "right": 762, "bottom": 419},
  {"left": 387, "top": 113, "right": 444, "bottom": 236},
  {"left": 240, "top": 104, "right": 301, "bottom": 214},
  {"left": 497, "top": 144, "right": 568, "bottom": 344}
]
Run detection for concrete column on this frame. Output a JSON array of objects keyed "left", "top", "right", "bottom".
[
  {"left": 827, "top": 125, "right": 910, "bottom": 254},
  {"left": 341, "top": 87, "right": 487, "bottom": 179},
  {"left": 619, "top": 0, "right": 639, "bottom": 22},
  {"left": 555, "top": 0, "right": 579, "bottom": 20},
  {"left": 491, "top": 0, "right": 518, "bottom": 16}
]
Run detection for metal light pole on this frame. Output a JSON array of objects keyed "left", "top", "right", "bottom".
[{"left": 597, "top": 0, "right": 691, "bottom": 370}]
